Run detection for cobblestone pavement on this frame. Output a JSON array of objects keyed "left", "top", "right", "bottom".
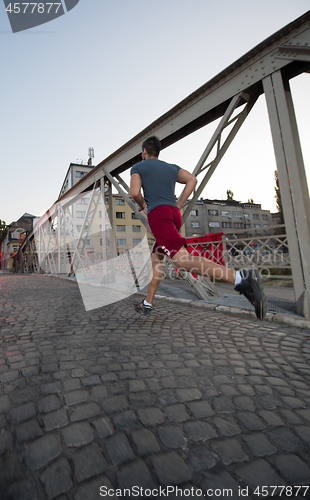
[{"left": 0, "top": 275, "right": 310, "bottom": 500}]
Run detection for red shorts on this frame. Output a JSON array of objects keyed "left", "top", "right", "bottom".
[{"left": 147, "top": 205, "right": 187, "bottom": 258}]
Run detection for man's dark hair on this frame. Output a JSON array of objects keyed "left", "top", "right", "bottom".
[{"left": 142, "top": 136, "right": 161, "bottom": 157}]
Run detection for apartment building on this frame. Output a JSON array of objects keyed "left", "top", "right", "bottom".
[
  {"left": 58, "top": 162, "right": 93, "bottom": 198},
  {"left": 185, "top": 199, "right": 273, "bottom": 239},
  {"left": 105, "top": 195, "right": 152, "bottom": 251},
  {"left": 0, "top": 213, "right": 38, "bottom": 271}
]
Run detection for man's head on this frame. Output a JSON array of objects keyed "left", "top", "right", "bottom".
[{"left": 142, "top": 136, "right": 161, "bottom": 160}]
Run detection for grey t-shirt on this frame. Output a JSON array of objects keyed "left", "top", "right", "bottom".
[{"left": 131, "top": 158, "right": 180, "bottom": 214}]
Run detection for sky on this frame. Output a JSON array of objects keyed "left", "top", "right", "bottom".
[{"left": 0, "top": 0, "right": 309, "bottom": 225}]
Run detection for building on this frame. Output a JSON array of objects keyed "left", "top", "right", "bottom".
[
  {"left": 271, "top": 212, "right": 285, "bottom": 236},
  {"left": 185, "top": 199, "right": 273, "bottom": 239},
  {"left": 0, "top": 213, "right": 38, "bottom": 271},
  {"left": 58, "top": 162, "right": 94, "bottom": 198}
]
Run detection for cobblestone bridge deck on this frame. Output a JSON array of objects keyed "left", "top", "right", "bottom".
[{"left": 0, "top": 275, "right": 310, "bottom": 499}]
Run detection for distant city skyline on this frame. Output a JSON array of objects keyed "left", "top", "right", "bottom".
[{"left": 0, "top": 1, "right": 309, "bottom": 224}]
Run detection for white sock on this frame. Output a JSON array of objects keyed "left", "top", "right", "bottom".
[
  {"left": 143, "top": 299, "right": 152, "bottom": 307},
  {"left": 234, "top": 271, "right": 242, "bottom": 286}
]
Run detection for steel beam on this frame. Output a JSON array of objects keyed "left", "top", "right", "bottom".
[
  {"left": 100, "top": 177, "right": 107, "bottom": 284},
  {"left": 60, "top": 205, "right": 88, "bottom": 281},
  {"left": 103, "top": 170, "right": 150, "bottom": 232},
  {"left": 42, "top": 225, "right": 56, "bottom": 274},
  {"left": 67, "top": 185, "right": 100, "bottom": 278},
  {"left": 107, "top": 180, "right": 116, "bottom": 282},
  {"left": 263, "top": 71, "right": 310, "bottom": 318},
  {"left": 182, "top": 90, "right": 259, "bottom": 223}
]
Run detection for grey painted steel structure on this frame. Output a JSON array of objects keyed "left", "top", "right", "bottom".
[{"left": 20, "top": 11, "right": 310, "bottom": 318}]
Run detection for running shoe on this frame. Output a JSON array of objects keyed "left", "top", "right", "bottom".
[
  {"left": 235, "top": 268, "right": 268, "bottom": 320},
  {"left": 133, "top": 301, "right": 152, "bottom": 316}
]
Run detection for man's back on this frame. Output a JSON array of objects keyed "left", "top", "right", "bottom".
[{"left": 131, "top": 158, "right": 180, "bottom": 214}]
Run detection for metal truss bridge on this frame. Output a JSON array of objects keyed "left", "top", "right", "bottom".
[{"left": 19, "top": 11, "right": 310, "bottom": 319}]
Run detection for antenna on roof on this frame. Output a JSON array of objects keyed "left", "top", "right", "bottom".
[{"left": 88, "top": 147, "right": 95, "bottom": 166}]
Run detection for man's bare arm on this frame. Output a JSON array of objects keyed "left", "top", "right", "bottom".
[
  {"left": 130, "top": 173, "right": 146, "bottom": 211},
  {"left": 176, "top": 169, "right": 198, "bottom": 209}
]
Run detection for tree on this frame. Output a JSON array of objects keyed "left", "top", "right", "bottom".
[
  {"left": 274, "top": 170, "right": 284, "bottom": 224},
  {"left": 0, "top": 220, "right": 8, "bottom": 238},
  {"left": 226, "top": 189, "right": 234, "bottom": 200}
]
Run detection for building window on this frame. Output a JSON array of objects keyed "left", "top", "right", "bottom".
[
  {"left": 86, "top": 239, "right": 91, "bottom": 245},
  {"left": 115, "top": 198, "right": 125, "bottom": 205},
  {"left": 208, "top": 209, "right": 219, "bottom": 216},
  {"left": 222, "top": 222, "right": 232, "bottom": 228},
  {"left": 262, "top": 215, "right": 268, "bottom": 220},
  {"left": 100, "top": 238, "right": 102, "bottom": 246},
  {"left": 76, "top": 225, "right": 82, "bottom": 232},
  {"left": 117, "top": 225, "right": 126, "bottom": 232},
  {"left": 76, "top": 197, "right": 89, "bottom": 205},
  {"left": 132, "top": 213, "right": 139, "bottom": 219},
  {"left": 221, "top": 210, "right": 231, "bottom": 217},
  {"left": 132, "top": 225, "right": 141, "bottom": 232},
  {"left": 253, "top": 214, "right": 259, "bottom": 220},
  {"left": 254, "top": 224, "right": 260, "bottom": 228},
  {"left": 191, "top": 222, "right": 199, "bottom": 228},
  {"left": 133, "top": 238, "right": 142, "bottom": 244},
  {"left": 116, "top": 212, "right": 125, "bottom": 219},
  {"left": 209, "top": 221, "right": 220, "bottom": 228},
  {"left": 105, "top": 198, "right": 109, "bottom": 205},
  {"left": 234, "top": 222, "right": 243, "bottom": 228},
  {"left": 76, "top": 211, "right": 86, "bottom": 218},
  {"left": 232, "top": 211, "right": 242, "bottom": 218},
  {"left": 245, "top": 224, "right": 251, "bottom": 229},
  {"left": 244, "top": 213, "right": 249, "bottom": 218},
  {"left": 117, "top": 239, "right": 126, "bottom": 245},
  {"left": 76, "top": 171, "right": 87, "bottom": 178},
  {"left": 263, "top": 224, "right": 269, "bottom": 228},
  {"left": 190, "top": 210, "right": 198, "bottom": 216}
]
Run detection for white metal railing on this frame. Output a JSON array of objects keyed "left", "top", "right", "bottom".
[
  {"left": 222, "top": 226, "right": 291, "bottom": 276},
  {"left": 162, "top": 226, "right": 291, "bottom": 282}
]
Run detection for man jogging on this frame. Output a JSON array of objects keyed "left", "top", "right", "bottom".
[{"left": 130, "top": 136, "right": 267, "bottom": 320}]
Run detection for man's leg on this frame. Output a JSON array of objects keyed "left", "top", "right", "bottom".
[
  {"left": 146, "top": 252, "right": 165, "bottom": 304},
  {"left": 171, "top": 246, "right": 267, "bottom": 320},
  {"left": 171, "top": 246, "right": 236, "bottom": 283},
  {"left": 133, "top": 252, "right": 164, "bottom": 315}
]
